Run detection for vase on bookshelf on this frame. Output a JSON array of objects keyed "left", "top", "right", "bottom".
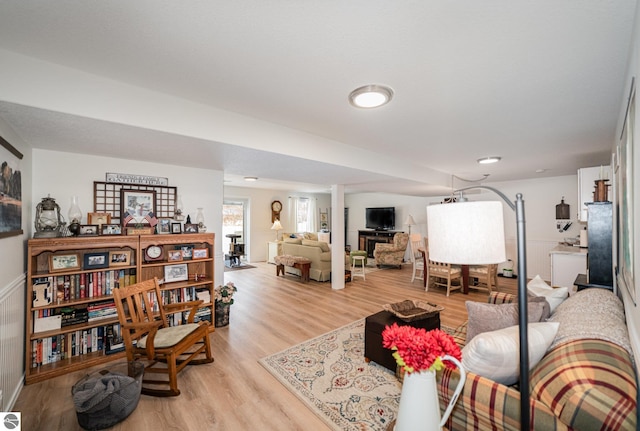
[{"left": 214, "top": 301, "right": 230, "bottom": 327}]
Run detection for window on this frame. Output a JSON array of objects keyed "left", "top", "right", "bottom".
[{"left": 290, "top": 197, "right": 316, "bottom": 233}]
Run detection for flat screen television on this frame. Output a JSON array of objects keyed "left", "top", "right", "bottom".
[{"left": 365, "top": 207, "right": 395, "bottom": 230}]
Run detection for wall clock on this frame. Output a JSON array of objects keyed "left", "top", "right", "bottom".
[
  {"left": 271, "top": 200, "right": 282, "bottom": 222},
  {"left": 144, "top": 245, "right": 165, "bottom": 262}
]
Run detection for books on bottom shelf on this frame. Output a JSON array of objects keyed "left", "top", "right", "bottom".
[{"left": 31, "top": 323, "right": 125, "bottom": 367}]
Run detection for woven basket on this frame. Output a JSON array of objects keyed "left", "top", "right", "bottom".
[{"left": 383, "top": 300, "right": 444, "bottom": 322}]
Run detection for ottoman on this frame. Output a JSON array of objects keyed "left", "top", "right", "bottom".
[
  {"left": 350, "top": 250, "right": 368, "bottom": 266},
  {"left": 364, "top": 310, "right": 441, "bottom": 371}
]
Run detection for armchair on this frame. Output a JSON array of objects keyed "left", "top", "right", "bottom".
[{"left": 373, "top": 232, "right": 409, "bottom": 268}]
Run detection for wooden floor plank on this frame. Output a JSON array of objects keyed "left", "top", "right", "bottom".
[{"left": 13, "top": 261, "right": 517, "bottom": 431}]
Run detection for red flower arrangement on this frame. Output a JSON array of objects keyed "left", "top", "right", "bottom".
[{"left": 382, "top": 323, "right": 462, "bottom": 373}]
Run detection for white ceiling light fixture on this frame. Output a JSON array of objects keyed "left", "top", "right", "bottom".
[
  {"left": 477, "top": 156, "right": 502, "bottom": 164},
  {"left": 349, "top": 84, "right": 394, "bottom": 108},
  {"left": 244, "top": 176, "right": 258, "bottom": 182}
]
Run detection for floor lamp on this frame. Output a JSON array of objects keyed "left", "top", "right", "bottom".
[{"left": 427, "top": 187, "right": 529, "bottom": 431}]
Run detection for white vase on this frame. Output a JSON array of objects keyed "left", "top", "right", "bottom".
[{"left": 395, "top": 355, "right": 466, "bottom": 431}]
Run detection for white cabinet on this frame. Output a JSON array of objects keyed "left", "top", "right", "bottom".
[
  {"left": 550, "top": 245, "right": 587, "bottom": 289},
  {"left": 578, "top": 166, "right": 611, "bottom": 221},
  {"left": 318, "top": 232, "right": 331, "bottom": 244},
  {"left": 267, "top": 241, "right": 283, "bottom": 264}
]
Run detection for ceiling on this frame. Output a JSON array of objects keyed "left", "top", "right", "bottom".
[{"left": 0, "top": 1, "right": 636, "bottom": 196}]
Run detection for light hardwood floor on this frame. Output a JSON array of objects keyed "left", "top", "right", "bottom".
[{"left": 13, "top": 262, "right": 517, "bottom": 431}]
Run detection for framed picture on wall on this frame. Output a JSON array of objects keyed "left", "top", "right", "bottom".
[
  {"left": 120, "top": 189, "right": 156, "bottom": 227},
  {"left": 0, "top": 135, "right": 23, "bottom": 238}
]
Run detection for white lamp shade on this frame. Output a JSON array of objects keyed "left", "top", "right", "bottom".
[
  {"left": 404, "top": 215, "right": 416, "bottom": 226},
  {"left": 427, "top": 201, "right": 506, "bottom": 264},
  {"left": 271, "top": 220, "right": 283, "bottom": 231}
]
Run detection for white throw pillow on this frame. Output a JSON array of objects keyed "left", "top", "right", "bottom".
[
  {"left": 527, "top": 275, "right": 568, "bottom": 313},
  {"left": 462, "top": 322, "right": 560, "bottom": 386}
]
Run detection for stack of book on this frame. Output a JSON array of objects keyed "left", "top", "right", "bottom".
[{"left": 87, "top": 300, "right": 118, "bottom": 322}]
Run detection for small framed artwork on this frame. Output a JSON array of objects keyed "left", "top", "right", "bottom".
[
  {"left": 79, "top": 225, "right": 99, "bottom": 236},
  {"left": 156, "top": 218, "right": 173, "bottom": 235},
  {"left": 109, "top": 250, "right": 132, "bottom": 267},
  {"left": 167, "top": 250, "right": 183, "bottom": 262},
  {"left": 177, "top": 245, "right": 194, "bottom": 260},
  {"left": 183, "top": 223, "right": 198, "bottom": 233},
  {"left": 164, "top": 263, "right": 188, "bottom": 283},
  {"left": 83, "top": 252, "right": 110, "bottom": 270},
  {"left": 171, "top": 222, "right": 182, "bottom": 234},
  {"left": 88, "top": 212, "right": 111, "bottom": 227},
  {"left": 102, "top": 224, "right": 122, "bottom": 235},
  {"left": 49, "top": 253, "right": 80, "bottom": 272},
  {"left": 192, "top": 248, "right": 209, "bottom": 259}
]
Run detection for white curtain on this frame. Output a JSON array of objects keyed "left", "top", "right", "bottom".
[{"left": 288, "top": 196, "right": 317, "bottom": 233}]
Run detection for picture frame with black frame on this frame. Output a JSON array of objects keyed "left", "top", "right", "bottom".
[
  {"left": 164, "top": 263, "right": 188, "bottom": 283},
  {"left": 101, "top": 224, "right": 122, "bottom": 235},
  {"left": 79, "top": 224, "right": 99, "bottom": 236},
  {"left": 109, "top": 250, "right": 132, "bottom": 267},
  {"left": 177, "top": 244, "right": 194, "bottom": 260},
  {"left": 183, "top": 223, "right": 198, "bottom": 233},
  {"left": 120, "top": 189, "right": 156, "bottom": 227},
  {"left": 49, "top": 253, "right": 80, "bottom": 272},
  {"left": 83, "top": 252, "right": 110, "bottom": 270},
  {"left": 171, "top": 222, "right": 182, "bottom": 234}
]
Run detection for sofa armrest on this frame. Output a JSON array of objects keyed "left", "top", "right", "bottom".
[
  {"left": 437, "top": 368, "right": 567, "bottom": 431},
  {"left": 488, "top": 291, "right": 515, "bottom": 304}
]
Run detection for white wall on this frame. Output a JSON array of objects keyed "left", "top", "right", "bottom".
[
  {"left": 223, "top": 186, "right": 330, "bottom": 262},
  {"left": 32, "top": 150, "right": 225, "bottom": 286}
]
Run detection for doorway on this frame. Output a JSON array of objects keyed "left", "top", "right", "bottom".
[{"left": 222, "top": 199, "right": 247, "bottom": 265}]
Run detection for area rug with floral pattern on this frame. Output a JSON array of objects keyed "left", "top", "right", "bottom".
[{"left": 259, "top": 319, "right": 401, "bottom": 431}]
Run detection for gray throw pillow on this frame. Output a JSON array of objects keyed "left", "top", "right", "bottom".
[{"left": 465, "top": 301, "right": 546, "bottom": 343}]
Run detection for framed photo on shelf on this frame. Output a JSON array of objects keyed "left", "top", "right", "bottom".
[
  {"left": 109, "top": 250, "right": 132, "bottom": 267},
  {"left": 183, "top": 223, "right": 198, "bottom": 233},
  {"left": 192, "top": 248, "right": 209, "bottom": 259},
  {"left": 49, "top": 253, "right": 80, "bottom": 272},
  {"left": 88, "top": 212, "right": 111, "bottom": 227},
  {"left": 171, "top": 222, "right": 182, "bottom": 234},
  {"left": 157, "top": 218, "right": 173, "bottom": 234},
  {"left": 164, "top": 263, "right": 188, "bottom": 283},
  {"left": 121, "top": 189, "right": 156, "bottom": 227},
  {"left": 167, "top": 250, "right": 183, "bottom": 262},
  {"left": 83, "top": 252, "right": 110, "bottom": 270},
  {"left": 177, "top": 244, "right": 194, "bottom": 260},
  {"left": 101, "top": 224, "right": 122, "bottom": 235},
  {"left": 78, "top": 225, "right": 99, "bottom": 236}
]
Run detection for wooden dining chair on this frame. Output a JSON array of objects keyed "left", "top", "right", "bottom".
[
  {"left": 467, "top": 264, "right": 498, "bottom": 293},
  {"left": 112, "top": 277, "right": 214, "bottom": 396},
  {"left": 424, "top": 237, "right": 462, "bottom": 296},
  {"left": 408, "top": 233, "right": 425, "bottom": 283}
]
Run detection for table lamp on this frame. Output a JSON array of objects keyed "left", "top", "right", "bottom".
[
  {"left": 427, "top": 187, "right": 530, "bottom": 431},
  {"left": 271, "top": 219, "right": 283, "bottom": 241}
]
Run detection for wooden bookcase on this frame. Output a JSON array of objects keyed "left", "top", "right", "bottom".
[
  {"left": 25, "top": 232, "right": 215, "bottom": 385},
  {"left": 138, "top": 233, "right": 215, "bottom": 329}
]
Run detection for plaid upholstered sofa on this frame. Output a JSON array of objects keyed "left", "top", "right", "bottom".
[{"left": 437, "top": 289, "right": 637, "bottom": 430}]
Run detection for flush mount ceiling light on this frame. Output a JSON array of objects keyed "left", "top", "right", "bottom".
[
  {"left": 477, "top": 156, "right": 502, "bottom": 165},
  {"left": 349, "top": 84, "right": 394, "bottom": 108},
  {"left": 243, "top": 176, "right": 258, "bottom": 182}
]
